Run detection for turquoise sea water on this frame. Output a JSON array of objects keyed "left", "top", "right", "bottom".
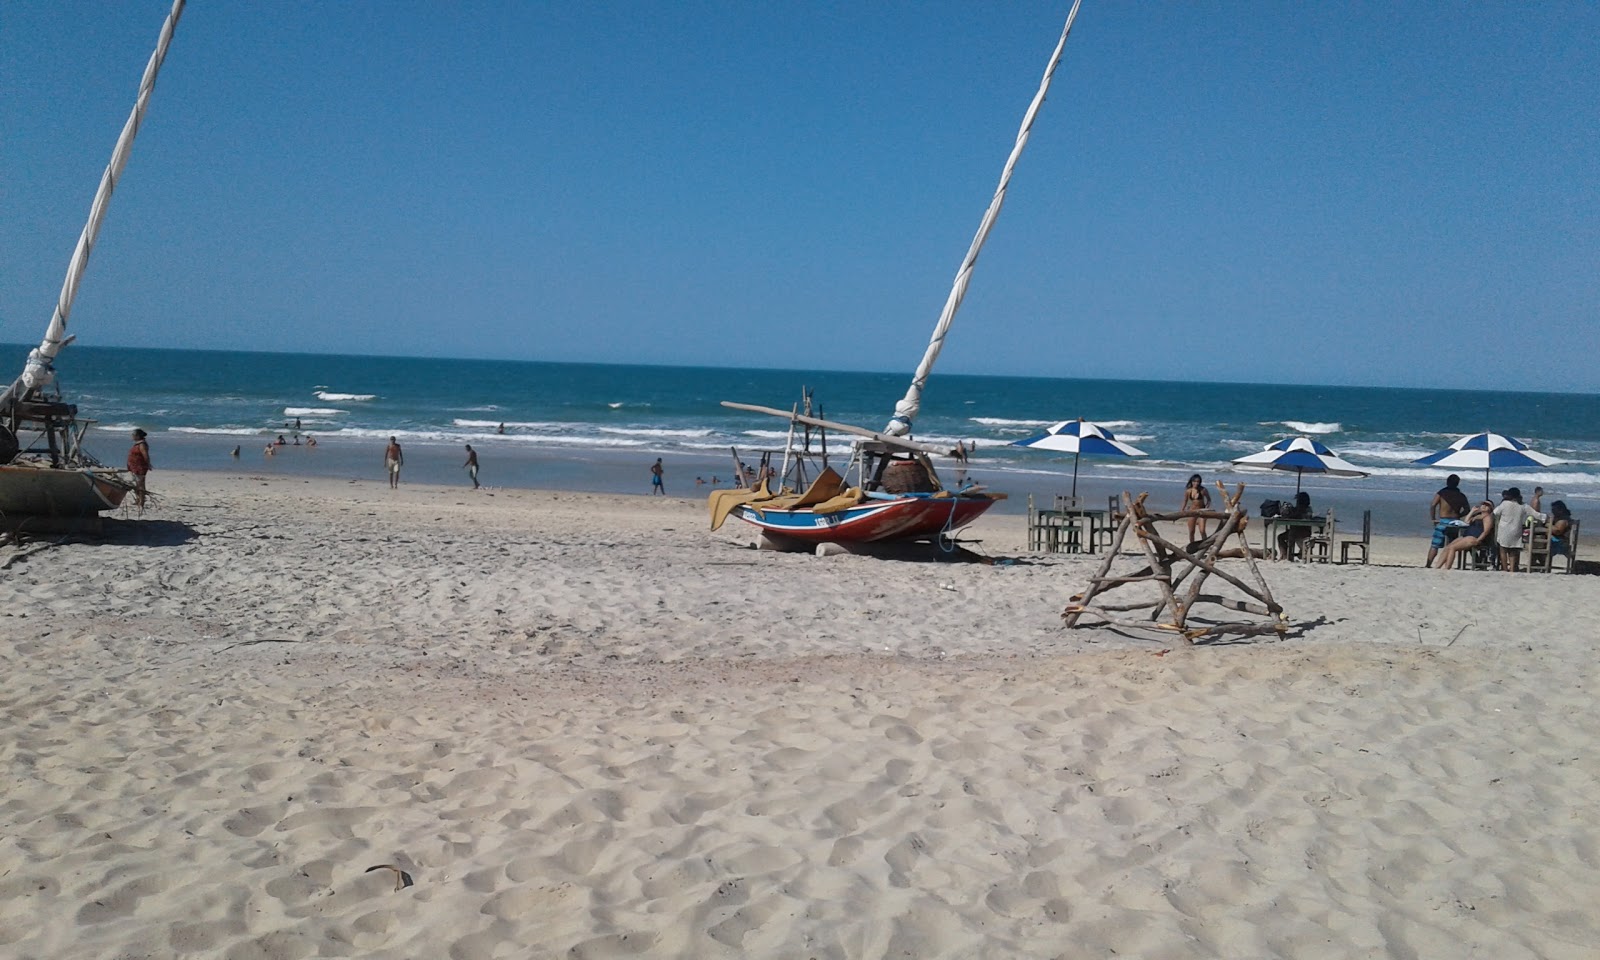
[{"left": 13, "top": 344, "right": 1599, "bottom": 537}]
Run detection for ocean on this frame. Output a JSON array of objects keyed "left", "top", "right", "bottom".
[{"left": 16, "top": 344, "right": 1600, "bottom": 538}]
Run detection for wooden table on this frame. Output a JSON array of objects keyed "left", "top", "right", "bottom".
[
  {"left": 1029, "top": 508, "right": 1110, "bottom": 554},
  {"left": 1260, "top": 515, "right": 1327, "bottom": 561}
]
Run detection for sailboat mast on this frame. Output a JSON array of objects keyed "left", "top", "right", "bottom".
[
  {"left": 0, "top": 0, "right": 186, "bottom": 414},
  {"left": 885, "top": 0, "right": 1082, "bottom": 438}
]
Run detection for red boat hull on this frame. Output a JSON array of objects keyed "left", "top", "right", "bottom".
[{"left": 729, "top": 493, "right": 998, "bottom": 544}]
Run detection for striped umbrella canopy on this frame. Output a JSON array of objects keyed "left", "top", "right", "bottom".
[
  {"left": 1413, "top": 431, "right": 1559, "bottom": 498},
  {"left": 1232, "top": 436, "right": 1368, "bottom": 492},
  {"left": 1013, "top": 418, "right": 1147, "bottom": 496}
]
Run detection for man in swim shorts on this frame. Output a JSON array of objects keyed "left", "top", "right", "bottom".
[
  {"left": 1425, "top": 473, "right": 1471, "bottom": 566},
  {"left": 385, "top": 436, "right": 404, "bottom": 489},
  {"left": 650, "top": 457, "right": 665, "bottom": 495},
  {"left": 463, "top": 444, "right": 479, "bottom": 489}
]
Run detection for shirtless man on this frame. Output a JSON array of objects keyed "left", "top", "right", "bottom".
[
  {"left": 463, "top": 444, "right": 479, "bottom": 489},
  {"left": 385, "top": 436, "right": 404, "bottom": 489},
  {"left": 1425, "top": 473, "right": 1472, "bottom": 566}
]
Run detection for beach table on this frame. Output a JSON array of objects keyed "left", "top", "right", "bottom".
[
  {"left": 1030, "top": 507, "right": 1108, "bottom": 554},
  {"left": 1261, "top": 515, "right": 1327, "bottom": 561}
]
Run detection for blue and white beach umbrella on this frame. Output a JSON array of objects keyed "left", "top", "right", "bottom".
[
  {"left": 1232, "top": 436, "right": 1368, "bottom": 492},
  {"left": 1413, "top": 431, "right": 1559, "bottom": 498},
  {"left": 1013, "top": 418, "right": 1147, "bottom": 496}
]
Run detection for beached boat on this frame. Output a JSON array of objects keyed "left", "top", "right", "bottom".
[
  {"left": 708, "top": 3, "right": 1083, "bottom": 552},
  {"left": 0, "top": 0, "right": 185, "bottom": 529}
]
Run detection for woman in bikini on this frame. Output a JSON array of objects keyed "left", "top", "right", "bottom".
[
  {"left": 1181, "top": 474, "right": 1212, "bottom": 543},
  {"left": 1433, "top": 501, "right": 1496, "bottom": 569}
]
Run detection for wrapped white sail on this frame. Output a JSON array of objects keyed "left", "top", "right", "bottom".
[
  {"left": 886, "top": 0, "right": 1082, "bottom": 437},
  {"left": 2, "top": 0, "right": 186, "bottom": 407}
]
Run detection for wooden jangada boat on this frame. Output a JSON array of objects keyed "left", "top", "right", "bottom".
[
  {"left": 0, "top": 1, "right": 186, "bottom": 531},
  {"left": 708, "top": 2, "right": 1085, "bottom": 552}
]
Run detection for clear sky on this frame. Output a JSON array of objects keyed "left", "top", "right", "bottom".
[{"left": 3, "top": 1, "right": 1597, "bottom": 392}]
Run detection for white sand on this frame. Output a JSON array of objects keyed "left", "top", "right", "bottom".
[{"left": 3, "top": 470, "right": 1598, "bottom": 959}]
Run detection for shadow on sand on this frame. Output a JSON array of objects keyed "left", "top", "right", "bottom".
[{"left": 97, "top": 518, "right": 202, "bottom": 547}]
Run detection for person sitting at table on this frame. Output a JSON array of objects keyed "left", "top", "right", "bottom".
[
  {"left": 1181, "top": 474, "right": 1212, "bottom": 543},
  {"left": 1549, "top": 501, "right": 1574, "bottom": 557},
  {"left": 1425, "top": 473, "right": 1472, "bottom": 567},
  {"left": 1276, "top": 491, "right": 1314, "bottom": 561},
  {"left": 1433, "top": 500, "right": 1495, "bottom": 570},
  {"left": 1493, "top": 487, "right": 1547, "bottom": 572}
]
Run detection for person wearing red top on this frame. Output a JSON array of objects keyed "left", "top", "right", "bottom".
[{"left": 126, "top": 428, "right": 152, "bottom": 513}]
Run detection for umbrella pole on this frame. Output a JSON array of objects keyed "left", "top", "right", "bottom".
[
  {"left": 1072, "top": 453, "right": 1080, "bottom": 498},
  {"left": 1296, "top": 469, "right": 1303, "bottom": 493},
  {"left": 1485, "top": 468, "right": 1491, "bottom": 501}
]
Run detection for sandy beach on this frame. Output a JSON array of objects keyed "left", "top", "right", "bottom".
[{"left": 3, "top": 470, "right": 1598, "bottom": 959}]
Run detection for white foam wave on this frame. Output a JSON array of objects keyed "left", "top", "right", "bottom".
[
  {"left": 1351, "top": 464, "right": 1600, "bottom": 487},
  {"left": 325, "top": 427, "right": 653, "bottom": 447},
  {"left": 314, "top": 391, "right": 376, "bottom": 402},
  {"left": 970, "top": 417, "right": 1057, "bottom": 428},
  {"left": 284, "top": 407, "right": 347, "bottom": 417},
  {"left": 1337, "top": 443, "right": 1437, "bottom": 463},
  {"left": 599, "top": 427, "right": 715, "bottom": 439},
  {"left": 607, "top": 402, "right": 624, "bottom": 409},
  {"left": 452, "top": 419, "right": 573, "bottom": 430},
  {"left": 1262, "top": 420, "right": 1342, "bottom": 435},
  {"left": 169, "top": 427, "right": 270, "bottom": 437}
]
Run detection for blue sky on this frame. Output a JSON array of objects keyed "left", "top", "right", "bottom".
[{"left": 3, "top": 1, "right": 1597, "bottom": 391}]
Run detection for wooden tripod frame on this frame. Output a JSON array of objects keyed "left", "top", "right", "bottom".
[{"left": 1063, "top": 485, "right": 1288, "bottom": 643}]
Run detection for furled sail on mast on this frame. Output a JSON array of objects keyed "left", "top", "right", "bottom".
[
  {"left": 885, "top": 0, "right": 1082, "bottom": 438},
  {"left": 0, "top": 0, "right": 187, "bottom": 415}
]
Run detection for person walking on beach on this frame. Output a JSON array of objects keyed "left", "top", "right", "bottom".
[
  {"left": 463, "top": 444, "right": 480, "bottom": 489},
  {"left": 126, "top": 429, "right": 152, "bottom": 514},
  {"left": 650, "top": 457, "right": 665, "bottom": 495},
  {"left": 1425, "top": 473, "right": 1472, "bottom": 567},
  {"left": 385, "top": 436, "right": 404, "bottom": 489}
]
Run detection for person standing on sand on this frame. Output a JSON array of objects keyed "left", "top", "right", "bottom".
[
  {"left": 463, "top": 444, "right": 480, "bottom": 489},
  {"left": 385, "top": 436, "right": 404, "bottom": 489},
  {"left": 126, "top": 429, "right": 152, "bottom": 514},
  {"left": 1493, "top": 487, "right": 1546, "bottom": 573},
  {"left": 650, "top": 457, "right": 665, "bottom": 495},
  {"left": 1181, "top": 473, "right": 1212, "bottom": 543},
  {"left": 1425, "top": 473, "right": 1472, "bottom": 567}
]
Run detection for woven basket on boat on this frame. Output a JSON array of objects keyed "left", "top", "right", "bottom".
[{"left": 881, "top": 459, "right": 937, "bottom": 494}]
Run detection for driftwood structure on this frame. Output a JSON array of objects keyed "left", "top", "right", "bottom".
[{"left": 1063, "top": 485, "right": 1288, "bottom": 643}]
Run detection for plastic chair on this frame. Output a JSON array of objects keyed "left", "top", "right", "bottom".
[{"left": 1338, "top": 510, "right": 1372, "bottom": 565}]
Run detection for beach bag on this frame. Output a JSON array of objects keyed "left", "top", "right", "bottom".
[{"left": 1259, "top": 499, "right": 1282, "bottom": 518}]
